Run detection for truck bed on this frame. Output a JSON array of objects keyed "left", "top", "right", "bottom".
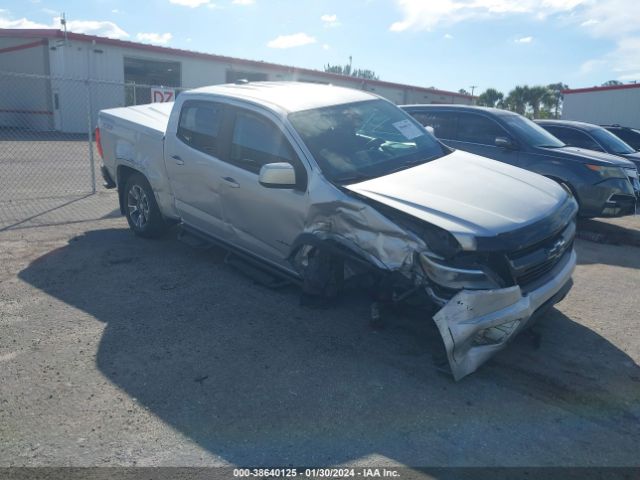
[{"left": 99, "top": 102, "right": 174, "bottom": 138}]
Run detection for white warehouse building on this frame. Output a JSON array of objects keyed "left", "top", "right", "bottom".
[
  {"left": 562, "top": 83, "right": 640, "bottom": 129},
  {"left": 0, "top": 28, "right": 473, "bottom": 133}
]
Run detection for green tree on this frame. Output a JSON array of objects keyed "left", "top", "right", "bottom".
[
  {"left": 525, "top": 85, "right": 550, "bottom": 118},
  {"left": 544, "top": 82, "right": 569, "bottom": 118},
  {"left": 476, "top": 88, "right": 504, "bottom": 108},
  {"left": 324, "top": 63, "right": 379, "bottom": 80},
  {"left": 459, "top": 88, "right": 470, "bottom": 95},
  {"left": 602, "top": 80, "right": 623, "bottom": 86},
  {"left": 504, "top": 85, "right": 529, "bottom": 115}
]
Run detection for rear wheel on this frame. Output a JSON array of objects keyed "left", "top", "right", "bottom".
[{"left": 124, "top": 173, "right": 167, "bottom": 238}]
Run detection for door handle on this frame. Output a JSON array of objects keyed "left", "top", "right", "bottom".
[
  {"left": 171, "top": 154, "right": 184, "bottom": 165},
  {"left": 221, "top": 176, "right": 240, "bottom": 188}
]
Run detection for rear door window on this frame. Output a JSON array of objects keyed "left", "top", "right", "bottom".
[
  {"left": 609, "top": 128, "right": 640, "bottom": 149},
  {"left": 410, "top": 111, "right": 457, "bottom": 140},
  {"left": 177, "top": 101, "right": 224, "bottom": 156},
  {"left": 545, "top": 126, "right": 602, "bottom": 151},
  {"left": 457, "top": 113, "right": 505, "bottom": 145}
]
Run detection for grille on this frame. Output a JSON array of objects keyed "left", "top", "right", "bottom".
[
  {"left": 507, "top": 221, "right": 575, "bottom": 288},
  {"left": 513, "top": 247, "right": 571, "bottom": 286}
]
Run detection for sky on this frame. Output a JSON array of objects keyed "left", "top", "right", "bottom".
[{"left": 1, "top": 0, "right": 639, "bottom": 95}]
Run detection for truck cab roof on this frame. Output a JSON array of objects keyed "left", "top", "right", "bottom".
[{"left": 187, "top": 81, "right": 379, "bottom": 113}]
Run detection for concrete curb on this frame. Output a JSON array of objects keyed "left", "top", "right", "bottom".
[{"left": 577, "top": 218, "right": 640, "bottom": 248}]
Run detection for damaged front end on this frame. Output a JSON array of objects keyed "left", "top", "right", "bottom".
[
  {"left": 290, "top": 192, "right": 578, "bottom": 381},
  {"left": 430, "top": 250, "right": 575, "bottom": 380}
]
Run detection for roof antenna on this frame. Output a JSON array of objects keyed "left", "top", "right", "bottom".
[{"left": 60, "top": 13, "right": 68, "bottom": 45}]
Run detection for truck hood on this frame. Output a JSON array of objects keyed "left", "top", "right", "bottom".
[
  {"left": 344, "top": 150, "right": 569, "bottom": 242},
  {"left": 541, "top": 146, "right": 637, "bottom": 169}
]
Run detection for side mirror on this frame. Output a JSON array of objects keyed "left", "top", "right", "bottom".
[
  {"left": 495, "top": 136, "right": 517, "bottom": 150},
  {"left": 259, "top": 162, "right": 296, "bottom": 189}
]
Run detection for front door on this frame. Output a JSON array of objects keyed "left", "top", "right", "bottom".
[
  {"left": 216, "top": 106, "right": 310, "bottom": 269},
  {"left": 447, "top": 112, "right": 519, "bottom": 166}
]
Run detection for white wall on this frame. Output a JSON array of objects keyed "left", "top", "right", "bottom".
[
  {"left": 0, "top": 38, "right": 53, "bottom": 130},
  {"left": 2, "top": 34, "right": 473, "bottom": 132},
  {"left": 562, "top": 88, "right": 640, "bottom": 128}
]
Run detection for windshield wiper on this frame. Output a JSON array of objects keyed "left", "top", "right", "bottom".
[{"left": 538, "top": 144, "right": 565, "bottom": 148}]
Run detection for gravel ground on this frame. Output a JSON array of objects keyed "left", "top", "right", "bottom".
[{"left": 0, "top": 193, "right": 638, "bottom": 468}]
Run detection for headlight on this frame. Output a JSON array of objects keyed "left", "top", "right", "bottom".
[
  {"left": 419, "top": 253, "right": 499, "bottom": 290},
  {"left": 585, "top": 164, "right": 626, "bottom": 179}
]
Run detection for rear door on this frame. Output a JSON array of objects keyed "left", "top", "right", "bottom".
[
  {"left": 215, "top": 105, "right": 310, "bottom": 268},
  {"left": 164, "top": 100, "right": 233, "bottom": 240}
]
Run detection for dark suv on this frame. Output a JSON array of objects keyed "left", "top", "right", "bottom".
[
  {"left": 535, "top": 120, "right": 640, "bottom": 178},
  {"left": 603, "top": 125, "right": 640, "bottom": 151},
  {"left": 402, "top": 105, "right": 637, "bottom": 217}
]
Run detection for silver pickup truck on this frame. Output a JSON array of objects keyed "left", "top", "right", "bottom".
[{"left": 97, "top": 81, "right": 578, "bottom": 380}]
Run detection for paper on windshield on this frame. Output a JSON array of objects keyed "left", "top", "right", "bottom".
[{"left": 392, "top": 119, "right": 425, "bottom": 140}]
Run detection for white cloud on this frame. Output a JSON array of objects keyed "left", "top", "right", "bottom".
[
  {"left": 169, "top": 0, "right": 210, "bottom": 7},
  {"left": 580, "top": 19, "right": 598, "bottom": 27},
  {"left": 267, "top": 32, "right": 316, "bottom": 49},
  {"left": 321, "top": 13, "right": 340, "bottom": 27},
  {"left": 0, "top": 16, "right": 50, "bottom": 29},
  {"left": 322, "top": 43, "right": 330, "bottom": 50},
  {"left": 443, "top": 33, "right": 453, "bottom": 39},
  {"left": 232, "top": 0, "right": 254, "bottom": 5},
  {"left": 389, "top": 0, "right": 587, "bottom": 32},
  {"left": 515, "top": 36, "right": 533, "bottom": 43},
  {"left": 0, "top": 14, "right": 129, "bottom": 39},
  {"left": 569, "top": 1, "right": 640, "bottom": 81},
  {"left": 63, "top": 19, "right": 129, "bottom": 38},
  {"left": 136, "top": 32, "right": 173, "bottom": 45}
]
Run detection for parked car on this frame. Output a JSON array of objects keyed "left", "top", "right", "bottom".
[
  {"left": 402, "top": 105, "right": 638, "bottom": 217},
  {"left": 97, "top": 82, "right": 578, "bottom": 380},
  {"left": 602, "top": 125, "right": 640, "bottom": 151},
  {"left": 535, "top": 120, "right": 640, "bottom": 179}
]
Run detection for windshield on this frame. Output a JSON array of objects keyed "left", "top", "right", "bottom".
[
  {"left": 591, "top": 128, "right": 636, "bottom": 155},
  {"left": 502, "top": 115, "right": 565, "bottom": 148},
  {"left": 288, "top": 100, "right": 448, "bottom": 183}
]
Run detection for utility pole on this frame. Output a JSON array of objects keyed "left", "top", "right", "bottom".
[
  {"left": 469, "top": 85, "right": 478, "bottom": 105},
  {"left": 60, "top": 13, "right": 68, "bottom": 45}
]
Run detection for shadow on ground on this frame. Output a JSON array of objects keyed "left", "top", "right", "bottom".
[
  {"left": 577, "top": 218, "right": 640, "bottom": 250},
  {"left": 18, "top": 229, "right": 640, "bottom": 466}
]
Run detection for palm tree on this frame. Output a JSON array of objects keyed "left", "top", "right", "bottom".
[
  {"left": 525, "top": 85, "right": 550, "bottom": 118},
  {"left": 476, "top": 88, "right": 504, "bottom": 108},
  {"left": 545, "top": 82, "right": 569, "bottom": 118},
  {"left": 504, "top": 86, "right": 529, "bottom": 115}
]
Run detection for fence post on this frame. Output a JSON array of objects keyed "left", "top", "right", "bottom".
[{"left": 85, "top": 79, "right": 97, "bottom": 194}]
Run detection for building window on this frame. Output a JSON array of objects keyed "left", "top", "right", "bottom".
[{"left": 124, "top": 57, "right": 181, "bottom": 105}]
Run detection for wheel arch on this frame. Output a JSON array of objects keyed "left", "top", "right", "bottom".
[{"left": 117, "top": 165, "right": 146, "bottom": 215}]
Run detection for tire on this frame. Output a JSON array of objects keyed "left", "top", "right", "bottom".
[{"left": 124, "top": 173, "right": 167, "bottom": 238}]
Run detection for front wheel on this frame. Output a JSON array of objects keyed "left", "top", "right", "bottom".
[{"left": 124, "top": 173, "right": 167, "bottom": 238}]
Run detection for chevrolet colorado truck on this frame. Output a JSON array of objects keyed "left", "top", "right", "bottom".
[{"left": 97, "top": 82, "right": 578, "bottom": 380}]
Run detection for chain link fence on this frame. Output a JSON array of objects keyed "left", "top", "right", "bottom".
[{"left": 0, "top": 71, "right": 191, "bottom": 231}]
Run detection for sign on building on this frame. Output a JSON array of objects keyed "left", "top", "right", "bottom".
[{"left": 151, "top": 87, "right": 175, "bottom": 103}]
